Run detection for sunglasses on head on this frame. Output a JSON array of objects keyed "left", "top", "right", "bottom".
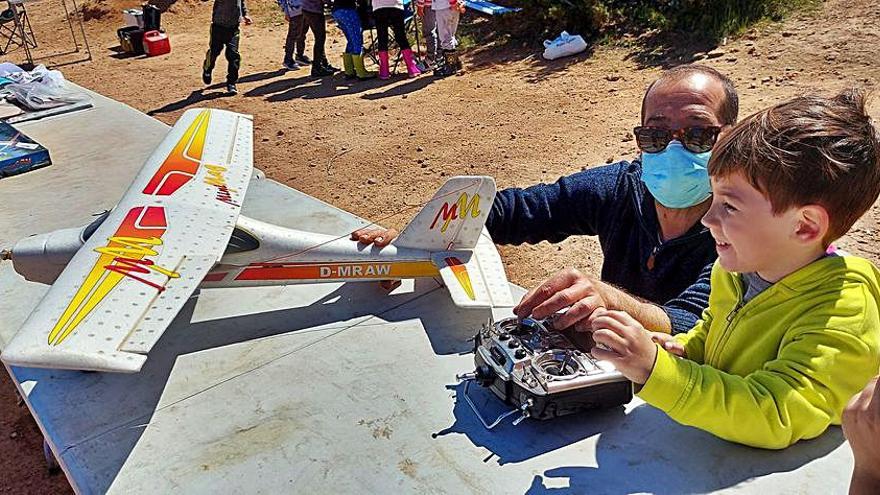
[{"left": 633, "top": 126, "right": 722, "bottom": 154}]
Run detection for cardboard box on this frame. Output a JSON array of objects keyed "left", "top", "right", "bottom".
[{"left": 0, "top": 121, "right": 51, "bottom": 178}]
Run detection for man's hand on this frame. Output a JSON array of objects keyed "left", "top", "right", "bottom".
[
  {"left": 589, "top": 309, "right": 657, "bottom": 384},
  {"left": 843, "top": 376, "right": 880, "bottom": 495},
  {"left": 351, "top": 227, "right": 398, "bottom": 247},
  {"left": 514, "top": 268, "right": 609, "bottom": 330},
  {"left": 242, "top": 15, "right": 254, "bottom": 25},
  {"left": 650, "top": 332, "right": 686, "bottom": 357}
]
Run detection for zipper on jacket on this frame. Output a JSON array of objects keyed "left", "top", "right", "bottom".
[
  {"left": 645, "top": 226, "right": 707, "bottom": 271},
  {"left": 726, "top": 301, "right": 743, "bottom": 323},
  {"left": 628, "top": 168, "right": 711, "bottom": 272},
  {"left": 646, "top": 245, "right": 658, "bottom": 270},
  {"left": 706, "top": 279, "right": 744, "bottom": 365}
]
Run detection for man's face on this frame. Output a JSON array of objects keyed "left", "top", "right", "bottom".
[
  {"left": 701, "top": 172, "right": 801, "bottom": 281},
  {"left": 642, "top": 74, "right": 727, "bottom": 132}
]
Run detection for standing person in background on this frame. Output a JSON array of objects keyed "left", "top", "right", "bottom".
[
  {"left": 302, "top": 0, "right": 339, "bottom": 77},
  {"left": 332, "top": 0, "right": 376, "bottom": 80},
  {"left": 416, "top": 0, "right": 437, "bottom": 68},
  {"left": 430, "top": 0, "right": 464, "bottom": 77},
  {"left": 372, "top": 0, "right": 421, "bottom": 79},
  {"left": 202, "top": 0, "right": 253, "bottom": 95},
  {"left": 295, "top": 13, "right": 312, "bottom": 65},
  {"left": 278, "top": 0, "right": 303, "bottom": 70}
]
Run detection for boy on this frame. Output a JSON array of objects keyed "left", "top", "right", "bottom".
[
  {"left": 302, "top": 0, "right": 338, "bottom": 77},
  {"left": 416, "top": 0, "right": 437, "bottom": 69},
  {"left": 589, "top": 89, "right": 880, "bottom": 449},
  {"left": 278, "top": 0, "right": 303, "bottom": 70},
  {"left": 202, "top": 0, "right": 253, "bottom": 95}
]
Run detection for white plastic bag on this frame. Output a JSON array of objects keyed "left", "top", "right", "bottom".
[
  {"left": 542, "top": 31, "right": 588, "bottom": 60},
  {"left": 5, "top": 65, "right": 90, "bottom": 110}
]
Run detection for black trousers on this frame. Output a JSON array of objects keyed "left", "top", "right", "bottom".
[
  {"left": 284, "top": 14, "right": 308, "bottom": 60},
  {"left": 301, "top": 10, "right": 327, "bottom": 63},
  {"left": 203, "top": 23, "right": 241, "bottom": 84},
  {"left": 373, "top": 7, "right": 409, "bottom": 51}
]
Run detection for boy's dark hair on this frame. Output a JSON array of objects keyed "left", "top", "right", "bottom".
[
  {"left": 709, "top": 88, "right": 880, "bottom": 244},
  {"left": 641, "top": 65, "right": 739, "bottom": 125}
]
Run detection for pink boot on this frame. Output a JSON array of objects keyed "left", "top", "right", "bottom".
[
  {"left": 378, "top": 51, "right": 390, "bottom": 80},
  {"left": 402, "top": 48, "right": 421, "bottom": 78}
]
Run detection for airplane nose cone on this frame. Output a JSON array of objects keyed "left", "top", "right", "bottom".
[{"left": 8, "top": 227, "right": 84, "bottom": 284}]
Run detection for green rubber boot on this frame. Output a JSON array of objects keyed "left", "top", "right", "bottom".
[
  {"left": 352, "top": 53, "right": 377, "bottom": 80},
  {"left": 342, "top": 53, "right": 356, "bottom": 79}
]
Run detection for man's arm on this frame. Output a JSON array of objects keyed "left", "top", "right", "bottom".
[
  {"left": 514, "top": 268, "right": 672, "bottom": 333},
  {"left": 662, "top": 262, "right": 713, "bottom": 334},
  {"left": 351, "top": 162, "right": 631, "bottom": 248},
  {"left": 487, "top": 162, "right": 629, "bottom": 245}
]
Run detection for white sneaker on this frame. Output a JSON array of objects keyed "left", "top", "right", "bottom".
[{"left": 283, "top": 60, "right": 301, "bottom": 70}]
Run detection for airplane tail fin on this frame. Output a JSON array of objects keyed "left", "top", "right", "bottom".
[{"left": 394, "top": 176, "right": 496, "bottom": 251}]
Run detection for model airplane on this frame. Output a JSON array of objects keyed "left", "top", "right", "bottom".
[{"left": 0, "top": 108, "right": 513, "bottom": 373}]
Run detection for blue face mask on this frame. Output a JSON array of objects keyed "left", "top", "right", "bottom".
[{"left": 641, "top": 140, "right": 712, "bottom": 208}]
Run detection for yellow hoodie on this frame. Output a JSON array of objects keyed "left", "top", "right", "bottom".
[{"left": 638, "top": 255, "right": 880, "bottom": 449}]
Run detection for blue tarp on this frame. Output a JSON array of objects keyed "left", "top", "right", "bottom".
[{"left": 462, "top": 0, "right": 520, "bottom": 15}]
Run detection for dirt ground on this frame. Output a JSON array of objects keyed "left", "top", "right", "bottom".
[{"left": 2, "top": 0, "right": 879, "bottom": 491}]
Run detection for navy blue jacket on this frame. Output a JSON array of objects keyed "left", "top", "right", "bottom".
[{"left": 487, "top": 160, "right": 717, "bottom": 334}]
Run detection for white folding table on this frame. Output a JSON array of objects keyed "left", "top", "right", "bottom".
[{"left": 0, "top": 88, "right": 855, "bottom": 494}]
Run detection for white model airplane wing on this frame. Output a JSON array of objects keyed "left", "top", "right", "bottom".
[
  {"left": 431, "top": 228, "right": 514, "bottom": 309},
  {"left": 1, "top": 108, "right": 253, "bottom": 372}
]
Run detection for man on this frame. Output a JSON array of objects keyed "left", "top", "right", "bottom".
[{"left": 354, "top": 64, "right": 737, "bottom": 334}]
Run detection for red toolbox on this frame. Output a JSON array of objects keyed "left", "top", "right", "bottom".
[{"left": 143, "top": 30, "right": 170, "bottom": 57}]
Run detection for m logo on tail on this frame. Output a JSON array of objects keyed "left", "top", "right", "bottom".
[{"left": 430, "top": 193, "right": 481, "bottom": 233}]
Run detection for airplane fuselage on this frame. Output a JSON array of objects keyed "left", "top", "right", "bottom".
[
  {"left": 4, "top": 213, "right": 448, "bottom": 290},
  {"left": 203, "top": 215, "right": 443, "bottom": 287}
]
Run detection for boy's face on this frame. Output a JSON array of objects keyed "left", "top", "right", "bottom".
[{"left": 701, "top": 171, "right": 806, "bottom": 282}]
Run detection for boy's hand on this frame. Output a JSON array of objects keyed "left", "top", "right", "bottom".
[
  {"left": 514, "top": 268, "right": 609, "bottom": 330},
  {"left": 285, "top": 14, "right": 291, "bottom": 21},
  {"left": 650, "top": 332, "right": 686, "bottom": 357},
  {"left": 416, "top": 5, "right": 423, "bottom": 16},
  {"left": 242, "top": 15, "right": 254, "bottom": 25},
  {"left": 843, "top": 376, "right": 880, "bottom": 491},
  {"left": 590, "top": 309, "right": 657, "bottom": 384},
  {"left": 351, "top": 227, "right": 398, "bottom": 247}
]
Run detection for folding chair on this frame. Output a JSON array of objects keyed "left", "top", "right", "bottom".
[
  {"left": 0, "top": 0, "right": 38, "bottom": 64},
  {"left": 361, "top": 0, "right": 423, "bottom": 75}
]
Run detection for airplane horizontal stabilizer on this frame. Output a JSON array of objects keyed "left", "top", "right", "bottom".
[{"left": 432, "top": 229, "right": 514, "bottom": 309}]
